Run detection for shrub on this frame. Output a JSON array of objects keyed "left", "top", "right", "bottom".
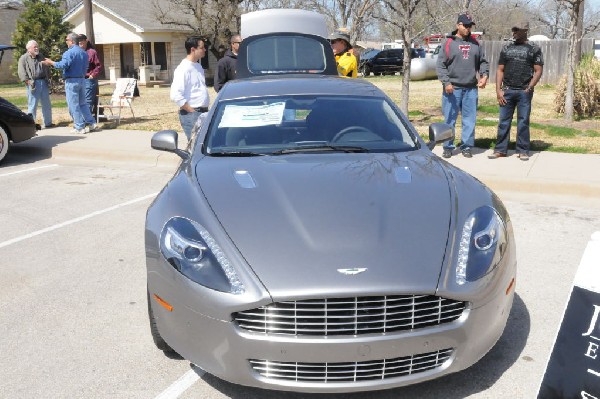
[{"left": 554, "top": 54, "right": 600, "bottom": 118}]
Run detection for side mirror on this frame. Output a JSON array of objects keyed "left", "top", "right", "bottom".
[
  {"left": 151, "top": 130, "right": 190, "bottom": 160},
  {"left": 427, "top": 122, "right": 454, "bottom": 150}
]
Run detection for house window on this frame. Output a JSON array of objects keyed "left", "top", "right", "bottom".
[{"left": 154, "top": 42, "right": 167, "bottom": 70}]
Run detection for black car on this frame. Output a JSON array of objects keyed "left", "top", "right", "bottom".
[
  {"left": 360, "top": 48, "right": 420, "bottom": 76},
  {"left": 0, "top": 45, "right": 39, "bottom": 163}
]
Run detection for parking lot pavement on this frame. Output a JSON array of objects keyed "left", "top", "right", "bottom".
[{"left": 2, "top": 131, "right": 599, "bottom": 398}]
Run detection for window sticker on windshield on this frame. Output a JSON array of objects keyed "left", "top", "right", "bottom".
[{"left": 218, "top": 102, "right": 285, "bottom": 128}]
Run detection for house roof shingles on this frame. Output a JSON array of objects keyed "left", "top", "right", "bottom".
[{"left": 67, "top": 0, "right": 196, "bottom": 32}]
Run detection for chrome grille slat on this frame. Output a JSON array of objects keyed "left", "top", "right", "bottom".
[
  {"left": 249, "top": 349, "right": 453, "bottom": 383},
  {"left": 234, "top": 295, "right": 466, "bottom": 336}
]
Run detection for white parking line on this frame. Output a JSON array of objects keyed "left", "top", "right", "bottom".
[
  {"left": 0, "top": 164, "right": 59, "bottom": 178},
  {"left": 154, "top": 367, "right": 205, "bottom": 399},
  {"left": 0, "top": 193, "right": 157, "bottom": 249}
]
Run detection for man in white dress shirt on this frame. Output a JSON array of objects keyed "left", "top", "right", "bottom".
[{"left": 170, "top": 36, "right": 210, "bottom": 140}]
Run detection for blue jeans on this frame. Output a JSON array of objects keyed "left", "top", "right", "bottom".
[
  {"left": 65, "top": 78, "right": 96, "bottom": 130},
  {"left": 84, "top": 78, "right": 99, "bottom": 117},
  {"left": 441, "top": 87, "right": 478, "bottom": 150},
  {"left": 495, "top": 88, "right": 533, "bottom": 155},
  {"left": 27, "top": 79, "right": 52, "bottom": 127},
  {"left": 178, "top": 109, "right": 201, "bottom": 140}
]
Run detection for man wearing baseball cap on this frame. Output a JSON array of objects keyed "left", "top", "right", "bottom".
[
  {"left": 329, "top": 30, "right": 357, "bottom": 78},
  {"left": 436, "top": 13, "right": 489, "bottom": 159},
  {"left": 489, "top": 20, "right": 543, "bottom": 161}
]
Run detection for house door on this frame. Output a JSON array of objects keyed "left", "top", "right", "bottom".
[{"left": 120, "top": 43, "right": 135, "bottom": 78}]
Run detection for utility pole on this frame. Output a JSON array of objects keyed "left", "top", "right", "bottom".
[{"left": 83, "top": 0, "right": 95, "bottom": 45}]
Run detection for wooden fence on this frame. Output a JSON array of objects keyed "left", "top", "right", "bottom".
[{"left": 481, "top": 38, "right": 595, "bottom": 85}]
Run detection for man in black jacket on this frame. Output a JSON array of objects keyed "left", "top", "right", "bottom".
[{"left": 214, "top": 34, "right": 242, "bottom": 92}]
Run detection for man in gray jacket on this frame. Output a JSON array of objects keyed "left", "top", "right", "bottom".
[
  {"left": 18, "top": 40, "right": 53, "bottom": 128},
  {"left": 436, "top": 13, "right": 488, "bottom": 158}
]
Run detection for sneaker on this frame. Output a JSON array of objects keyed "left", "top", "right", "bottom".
[
  {"left": 70, "top": 128, "right": 86, "bottom": 134},
  {"left": 488, "top": 152, "right": 507, "bottom": 159},
  {"left": 442, "top": 148, "right": 452, "bottom": 158},
  {"left": 85, "top": 123, "right": 98, "bottom": 133},
  {"left": 461, "top": 148, "right": 473, "bottom": 158},
  {"left": 518, "top": 153, "right": 529, "bottom": 161},
  {"left": 42, "top": 123, "right": 56, "bottom": 129}
]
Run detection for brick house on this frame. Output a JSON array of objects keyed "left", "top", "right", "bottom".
[{"left": 63, "top": 0, "right": 218, "bottom": 85}]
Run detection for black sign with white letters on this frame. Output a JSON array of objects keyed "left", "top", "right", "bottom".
[
  {"left": 538, "top": 286, "right": 600, "bottom": 398},
  {"left": 538, "top": 233, "right": 600, "bottom": 398}
]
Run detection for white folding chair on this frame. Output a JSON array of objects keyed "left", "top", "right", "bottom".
[
  {"left": 149, "top": 65, "right": 161, "bottom": 81},
  {"left": 97, "top": 78, "right": 137, "bottom": 125}
]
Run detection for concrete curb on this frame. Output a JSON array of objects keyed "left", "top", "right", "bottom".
[{"left": 12, "top": 127, "right": 600, "bottom": 201}]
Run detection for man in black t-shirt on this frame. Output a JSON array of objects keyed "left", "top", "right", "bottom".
[{"left": 489, "top": 21, "right": 543, "bottom": 161}]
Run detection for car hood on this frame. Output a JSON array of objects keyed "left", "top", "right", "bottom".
[{"left": 196, "top": 152, "right": 452, "bottom": 297}]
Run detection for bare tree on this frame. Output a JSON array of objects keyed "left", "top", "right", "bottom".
[
  {"left": 300, "top": 0, "right": 380, "bottom": 43},
  {"left": 536, "top": 0, "right": 600, "bottom": 39},
  {"left": 152, "top": 0, "right": 242, "bottom": 58},
  {"left": 376, "top": 0, "right": 429, "bottom": 114},
  {"left": 561, "top": 0, "right": 600, "bottom": 121},
  {"left": 535, "top": 0, "right": 570, "bottom": 38}
]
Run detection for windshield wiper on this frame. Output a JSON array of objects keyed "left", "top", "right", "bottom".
[
  {"left": 272, "top": 145, "right": 369, "bottom": 155},
  {"left": 209, "top": 151, "right": 266, "bottom": 157}
]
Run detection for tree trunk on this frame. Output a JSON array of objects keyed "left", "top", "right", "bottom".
[
  {"left": 399, "top": 31, "right": 412, "bottom": 114},
  {"left": 564, "top": 0, "right": 583, "bottom": 122},
  {"left": 575, "top": 0, "right": 584, "bottom": 62}
]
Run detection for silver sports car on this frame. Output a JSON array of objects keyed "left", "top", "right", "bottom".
[{"left": 146, "top": 9, "right": 516, "bottom": 394}]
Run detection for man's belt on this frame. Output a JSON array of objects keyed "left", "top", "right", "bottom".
[{"left": 194, "top": 106, "right": 209, "bottom": 113}]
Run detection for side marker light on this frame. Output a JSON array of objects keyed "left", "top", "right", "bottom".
[
  {"left": 506, "top": 278, "right": 516, "bottom": 296},
  {"left": 153, "top": 294, "right": 174, "bottom": 312}
]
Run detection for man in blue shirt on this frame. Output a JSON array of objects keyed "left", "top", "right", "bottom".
[{"left": 43, "top": 32, "right": 97, "bottom": 134}]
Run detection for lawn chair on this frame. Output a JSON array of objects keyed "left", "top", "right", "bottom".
[
  {"left": 97, "top": 78, "right": 137, "bottom": 125},
  {"left": 148, "top": 65, "right": 161, "bottom": 81}
]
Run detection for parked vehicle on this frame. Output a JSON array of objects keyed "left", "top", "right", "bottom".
[
  {"left": 146, "top": 9, "right": 516, "bottom": 394},
  {"left": 360, "top": 48, "right": 420, "bottom": 76},
  {"left": 0, "top": 44, "right": 39, "bottom": 163}
]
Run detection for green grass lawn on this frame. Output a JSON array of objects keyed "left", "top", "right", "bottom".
[{"left": 1, "top": 78, "right": 598, "bottom": 153}]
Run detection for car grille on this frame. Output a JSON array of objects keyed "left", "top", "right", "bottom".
[
  {"left": 233, "top": 295, "right": 466, "bottom": 336},
  {"left": 249, "top": 348, "right": 453, "bottom": 382}
]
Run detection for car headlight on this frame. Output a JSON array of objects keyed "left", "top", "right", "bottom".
[
  {"left": 160, "top": 217, "right": 244, "bottom": 294},
  {"left": 456, "top": 206, "right": 507, "bottom": 285}
]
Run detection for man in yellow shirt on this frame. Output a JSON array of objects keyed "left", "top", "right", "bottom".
[{"left": 329, "top": 31, "right": 357, "bottom": 78}]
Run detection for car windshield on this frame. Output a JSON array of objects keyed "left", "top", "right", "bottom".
[{"left": 205, "top": 95, "right": 418, "bottom": 155}]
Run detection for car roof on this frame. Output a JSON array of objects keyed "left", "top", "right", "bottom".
[{"left": 217, "top": 74, "right": 386, "bottom": 101}]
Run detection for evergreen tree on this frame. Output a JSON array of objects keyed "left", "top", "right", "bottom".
[{"left": 11, "top": 0, "right": 73, "bottom": 91}]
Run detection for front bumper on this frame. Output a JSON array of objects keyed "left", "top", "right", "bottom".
[{"left": 148, "top": 272, "right": 514, "bottom": 393}]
